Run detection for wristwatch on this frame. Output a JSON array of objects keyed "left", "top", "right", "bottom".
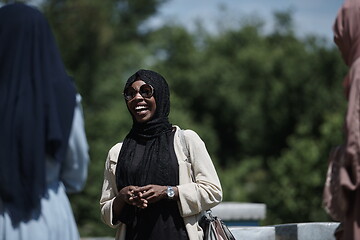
[{"left": 166, "top": 186, "right": 175, "bottom": 200}]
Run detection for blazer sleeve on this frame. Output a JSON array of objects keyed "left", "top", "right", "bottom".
[
  {"left": 176, "top": 129, "right": 223, "bottom": 217},
  {"left": 99, "top": 143, "right": 123, "bottom": 228}
]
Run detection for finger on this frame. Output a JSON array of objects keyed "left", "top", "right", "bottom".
[
  {"left": 139, "top": 199, "right": 148, "bottom": 209},
  {"left": 139, "top": 202, "right": 148, "bottom": 209},
  {"left": 133, "top": 186, "right": 150, "bottom": 194},
  {"left": 139, "top": 190, "right": 153, "bottom": 199},
  {"left": 146, "top": 196, "right": 158, "bottom": 204},
  {"left": 136, "top": 200, "right": 148, "bottom": 209},
  {"left": 128, "top": 193, "right": 141, "bottom": 203},
  {"left": 128, "top": 191, "right": 135, "bottom": 199},
  {"left": 129, "top": 197, "right": 141, "bottom": 207},
  {"left": 129, "top": 186, "right": 139, "bottom": 193},
  {"left": 133, "top": 198, "right": 147, "bottom": 208}
]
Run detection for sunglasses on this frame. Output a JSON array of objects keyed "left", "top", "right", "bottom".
[{"left": 123, "top": 84, "right": 154, "bottom": 101}]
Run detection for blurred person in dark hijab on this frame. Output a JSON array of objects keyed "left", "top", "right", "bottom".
[
  {"left": 0, "top": 3, "right": 89, "bottom": 240},
  {"left": 323, "top": 0, "right": 360, "bottom": 239}
]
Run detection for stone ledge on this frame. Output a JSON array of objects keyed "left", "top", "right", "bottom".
[
  {"left": 212, "top": 202, "right": 266, "bottom": 221},
  {"left": 230, "top": 222, "right": 340, "bottom": 240}
]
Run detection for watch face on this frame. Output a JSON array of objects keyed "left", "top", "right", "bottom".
[{"left": 167, "top": 186, "right": 175, "bottom": 198}]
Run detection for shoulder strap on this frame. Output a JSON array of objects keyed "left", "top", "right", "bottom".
[
  {"left": 179, "top": 129, "right": 215, "bottom": 216},
  {"left": 179, "top": 129, "right": 190, "bottom": 160},
  {"left": 179, "top": 129, "right": 195, "bottom": 182}
]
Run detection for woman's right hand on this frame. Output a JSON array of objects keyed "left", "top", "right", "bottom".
[
  {"left": 118, "top": 186, "right": 148, "bottom": 209},
  {"left": 112, "top": 186, "right": 147, "bottom": 223}
]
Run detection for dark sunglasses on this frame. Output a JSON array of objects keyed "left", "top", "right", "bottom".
[{"left": 123, "top": 84, "right": 154, "bottom": 101}]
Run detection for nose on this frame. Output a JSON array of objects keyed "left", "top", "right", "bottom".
[{"left": 133, "top": 91, "right": 144, "bottom": 100}]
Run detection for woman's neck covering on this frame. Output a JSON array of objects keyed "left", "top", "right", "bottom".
[
  {"left": 116, "top": 69, "right": 173, "bottom": 196},
  {"left": 0, "top": 3, "right": 76, "bottom": 224},
  {"left": 334, "top": 0, "right": 360, "bottom": 67},
  {"left": 333, "top": 0, "right": 360, "bottom": 98}
]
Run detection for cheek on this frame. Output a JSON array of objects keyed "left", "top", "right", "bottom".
[{"left": 150, "top": 100, "right": 157, "bottom": 114}]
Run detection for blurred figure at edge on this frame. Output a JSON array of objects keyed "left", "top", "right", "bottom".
[
  {"left": 0, "top": 3, "right": 89, "bottom": 240},
  {"left": 324, "top": 0, "right": 360, "bottom": 239}
]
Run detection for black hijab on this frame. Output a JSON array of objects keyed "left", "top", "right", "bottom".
[
  {"left": 116, "top": 69, "right": 173, "bottom": 192},
  {"left": 0, "top": 3, "right": 76, "bottom": 222}
]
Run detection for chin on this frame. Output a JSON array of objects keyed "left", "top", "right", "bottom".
[{"left": 135, "top": 116, "right": 150, "bottom": 123}]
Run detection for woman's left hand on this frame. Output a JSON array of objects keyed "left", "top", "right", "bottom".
[{"left": 133, "top": 185, "right": 167, "bottom": 204}]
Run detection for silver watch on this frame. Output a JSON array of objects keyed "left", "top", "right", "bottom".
[{"left": 166, "top": 186, "right": 175, "bottom": 200}]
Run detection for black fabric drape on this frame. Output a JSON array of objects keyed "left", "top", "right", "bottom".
[
  {"left": 123, "top": 132, "right": 188, "bottom": 240},
  {"left": 0, "top": 3, "right": 76, "bottom": 223}
]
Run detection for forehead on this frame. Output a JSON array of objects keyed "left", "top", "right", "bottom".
[{"left": 130, "top": 80, "right": 147, "bottom": 89}]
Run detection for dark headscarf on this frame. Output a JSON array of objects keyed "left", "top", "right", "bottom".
[
  {"left": 116, "top": 69, "right": 173, "bottom": 194},
  {"left": 0, "top": 3, "right": 76, "bottom": 222}
]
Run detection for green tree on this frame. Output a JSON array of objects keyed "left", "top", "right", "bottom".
[{"left": 150, "top": 11, "right": 347, "bottom": 225}]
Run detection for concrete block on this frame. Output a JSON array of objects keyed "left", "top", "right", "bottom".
[
  {"left": 230, "top": 226, "right": 275, "bottom": 240},
  {"left": 297, "top": 222, "right": 339, "bottom": 240},
  {"left": 212, "top": 202, "right": 266, "bottom": 221},
  {"left": 230, "top": 222, "right": 339, "bottom": 240}
]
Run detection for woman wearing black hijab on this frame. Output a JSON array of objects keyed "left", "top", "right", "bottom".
[
  {"left": 100, "top": 69, "right": 222, "bottom": 240},
  {"left": 0, "top": 3, "right": 89, "bottom": 240}
]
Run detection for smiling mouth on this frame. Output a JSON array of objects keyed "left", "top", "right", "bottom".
[{"left": 135, "top": 105, "right": 149, "bottom": 113}]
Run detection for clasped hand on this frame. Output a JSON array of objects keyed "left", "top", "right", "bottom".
[{"left": 119, "top": 185, "right": 167, "bottom": 209}]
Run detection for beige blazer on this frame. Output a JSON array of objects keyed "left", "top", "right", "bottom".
[{"left": 100, "top": 126, "right": 223, "bottom": 240}]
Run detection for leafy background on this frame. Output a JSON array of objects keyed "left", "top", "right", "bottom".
[{"left": 3, "top": 0, "right": 347, "bottom": 237}]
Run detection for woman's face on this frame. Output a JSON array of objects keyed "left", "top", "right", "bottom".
[{"left": 126, "top": 80, "right": 157, "bottom": 123}]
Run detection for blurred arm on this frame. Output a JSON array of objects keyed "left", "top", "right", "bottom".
[{"left": 60, "top": 94, "right": 90, "bottom": 193}]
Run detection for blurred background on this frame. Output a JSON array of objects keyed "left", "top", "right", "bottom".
[{"left": 1, "top": 0, "right": 347, "bottom": 237}]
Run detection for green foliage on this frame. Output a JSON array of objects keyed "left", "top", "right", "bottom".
[
  {"left": 149, "top": 11, "right": 347, "bottom": 227},
  {"left": 4, "top": 0, "right": 348, "bottom": 236}
]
